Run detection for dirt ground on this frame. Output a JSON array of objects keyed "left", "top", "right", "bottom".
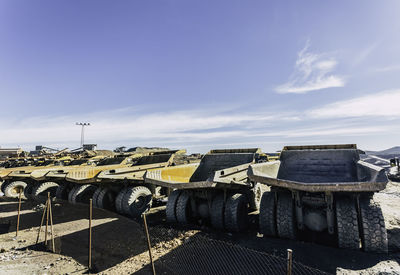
[{"left": 0, "top": 182, "right": 399, "bottom": 275}]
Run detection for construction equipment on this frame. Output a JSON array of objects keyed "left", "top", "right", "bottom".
[
  {"left": 1, "top": 156, "right": 74, "bottom": 198},
  {"left": 389, "top": 157, "right": 400, "bottom": 182},
  {"left": 248, "top": 144, "right": 388, "bottom": 253},
  {"left": 144, "top": 148, "right": 264, "bottom": 232},
  {"left": 58, "top": 149, "right": 188, "bottom": 218},
  {"left": 93, "top": 150, "right": 186, "bottom": 217}
]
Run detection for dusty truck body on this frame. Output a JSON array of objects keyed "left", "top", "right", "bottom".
[
  {"left": 1, "top": 156, "right": 77, "bottom": 199},
  {"left": 144, "top": 149, "right": 263, "bottom": 232},
  {"left": 0, "top": 158, "right": 61, "bottom": 198},
  {"left": 61, "top": 150, "right": 185, "bottom": 217},
  {"left": 248, "top": 144, "right": 389, "bottom": 253},
  {"left": 94, "top": 150, "right": 184, "bottom": 217},
  {"left": 0, "top": 159, "right": 34, "bottom": 194},
  {"left": 21, "top": 156, "right": 109, "bottom": 200}
]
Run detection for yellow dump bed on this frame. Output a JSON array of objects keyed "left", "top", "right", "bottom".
[
  {"left": 145, "top": 148, "right": 261, "bottom": 190},
  {"left": 97, "top": 153, "right": 176, "bottom": 181}
]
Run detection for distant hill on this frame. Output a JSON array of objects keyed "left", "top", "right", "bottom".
[{"left": 365, "top": 146, "right": 400, "bottom": 156}]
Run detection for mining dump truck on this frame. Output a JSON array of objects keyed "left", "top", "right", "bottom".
[
  {"left": 0, "top": 158, "right": 36, "bottom": 192},
  {"left": 22, "top": 155, "right": 110, "bottom": 200},
  {"left": 94, "top": 150, "right": 186, "bottom": 217},
  {"left": 144, "top": 148, "right": 263, "bottom": 232},
  {"left": 248, "top": 144, "right": 388, "bottom": 253},
  {"left": 61, "top": 150, "right": 185, "bottom": 217},
  {"left": 1, "top": 156, "right": 74, "bottom": 198}
]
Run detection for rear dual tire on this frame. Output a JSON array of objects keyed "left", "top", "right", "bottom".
[{"left": 4, "top": 181, "right": 27, "bottom": 198}]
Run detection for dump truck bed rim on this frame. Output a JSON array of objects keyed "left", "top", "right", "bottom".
[
  {"left": 145, "top": 178, "right": 250, "bottom": 190},
  {"left": 248, "top": 174, "right": 387, "bottom": 192}
]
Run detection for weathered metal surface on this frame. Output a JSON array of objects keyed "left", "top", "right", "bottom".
[
  {"left": 97, "top": 153, "right": 175, "bottom": 181},
  {"left": 144, "top": 149, "right": 260, "bottom": 190},
  {"left": 65, "top": 150, "right": 183, "bottom": 184},
  {"left": 248, "top": 144, "right": 388, "bottom": 192}
]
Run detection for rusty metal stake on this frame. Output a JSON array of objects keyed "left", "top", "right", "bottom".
[
  {"left": 44, "top": 195, "right": 50, "bottom": 246},
  {"left": 287, "top": 249, "right": 293, "bottom": 275},
  {"left": 15, "top": 190, "right": 22, "bottom": 237},
  {"left": 36, "top": 197, "right": 48, "bottom": 244},
  {"left": 88, "top": 198, "right": 92, "bottom": 271},
  {"left": 143, "top": 213, "right": 156, "bottom": 275},
  {"left": 48, "top": 192, "right": 55, "bottom": 253}
]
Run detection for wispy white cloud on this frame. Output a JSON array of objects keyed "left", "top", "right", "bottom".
[
  {"left": 2, "top": 88, "right": 400, "bottom": 152},
  {"left": 275, "top": 40, "right": 345, "bottom": 94},
  {"left": 352, "top": 42, "right": 379, "bottom": 66},
  {"left": 307, "top": 89, "right": 400, "bottom": 118},
  {"left": 371, "top": 64, "right": 400, "bottom": 73}
]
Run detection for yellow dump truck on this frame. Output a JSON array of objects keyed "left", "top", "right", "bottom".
[
  {"left": 144, "top": 148, "right": 264, "bottom": 232},
  {"left": 248, "top": 144, "right": 388, "bottom": 253},
  {"left": 1, "top": 156, "right": 74, "bottom": 198},
  {"left": 62, "top": 150, "right": 187, "bottom": 218}
]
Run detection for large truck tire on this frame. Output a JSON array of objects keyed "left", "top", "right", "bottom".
[
  {"left": 56, "top": 183, "right": 72, "bottom": 200},
  {"left": 122, "top": 186, "right": 152, "bottom": 218},
  {"left": 97, "top": 187, "right": 116, "bottom": 211},
  {"left": 210, "top": 194, "right": 225, "bottom": 230},
  {"left": 259, "top": 191, "right": 277, "bottom": 237},
  {"left": 224, "top": 193, "right": 249, "bottom": 232},
  {"left": 176, "top": 192, "right": 192, "bottom": 225},
  {"left": 115, "top": 188, "right": 129, "bottom": 214},
  {"left": 92, "top": 187, "right": 103, "bottom": 208},
  {"left": 276, "top": 193, "right": 297, "bottom": 239},
  {"left": 32, "top": 182, "right": 59, "bottom": 200},
  {"left": 336, "top": 197, "right": 360, "bottom": 250},
  {"left": 24, "top": 183, "right": 36, "bottom": 200},
  {"left": 166, "top": 190, "right": 182, "bottom": 223},
  {"left": 359, "top": 196, "right": 388, "bottom": 253},
  {"left": 4, "top": 181, "right": 27, "bottom": 198},
  {"left": 71, "top": 184, "right": 96, "bottom": 204}
]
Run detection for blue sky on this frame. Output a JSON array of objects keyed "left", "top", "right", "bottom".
[{"left": 1, "top": 0, "right": 400, "bottom": 153}]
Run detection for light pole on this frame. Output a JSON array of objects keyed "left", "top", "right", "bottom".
[{"left": 76, "top": 122, "right": 90, "bottom": 148}]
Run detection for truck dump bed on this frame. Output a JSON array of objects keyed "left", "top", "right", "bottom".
[
  {"left": 248, "top": 144, "right": 388, "bottom": 192},
  {"left": 97, "top": 153, "right": 176, "bottom": 181},
  {"left": 145, "top": 148, "right": 261, "bottom": 189}
]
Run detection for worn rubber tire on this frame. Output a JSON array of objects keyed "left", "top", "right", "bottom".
[
  {"left": 4, "top": 181, "right": 27, "bottom": 198},
  {"left": 336, "top": 197, "right": 360, "bottom": 250},
  {"left": 276, "top": 193, "right": 297, "bottom": 239},
  {"left": 259, "top": 191, "right": 277, "bottom": 237},
  {"left": 68, "top": 185, "right": 79, "bottom": 203},
  {"left": 97, "top": 187, "right": 116, "bottom": 211},
  {"left": 32, "top": 182, "right": 59, "bottom": 200},
  {"left": 0, "top": 180, "right": 5, "bottom": 194},
  {"left": 71, "top": 184, "right": 96, "bottom": 204},
  {"left": 92, "top": 187, "right": 103, "bottom": 208},
  {"left": 56, "top": 183, "right": 71, "bottom": 200},
  {"left": 122, "top": 186, "right": 152, "bottom": 218},
  {"left": 249, "top": 183, "right": 263, "bottom": 211},
  {"left": 176, "top": 192, "right": 192, "bottom": 225},
  {"left": 210, "top": 194, "right": 225, "bottom": 230},
  {"left": 23, "top": 183, "right": 36, "bottom": 200},
  {"left": 359, "top": 196, "right": 388, "bottom": 253},
  {"left": 166, "top": 190, "right": 181, "bottom": 223},
  {"left": 224, "top": 193, "right": 249, "bottom": 232},
  {"left": 115, "top": 188, "right": 129, "bottom": 214}
]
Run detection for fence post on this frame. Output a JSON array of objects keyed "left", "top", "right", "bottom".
[
  {"left": 36, "top": 198, "right": 48, "bottom": 244},
  {"left": 48, "top": 192, "right": 55, "bottom": 253},
  {"left": 287, "top": 249, "right": 293, "bottom": 275},
  {"left": 45, "top": 194, "right": 50, "bottom": 245},
  {"left": 88, "top": 198, "right": 92, "bottom": 272},
  {"left": 143, "top": 213, "right": 156, "bottom": 275},
  {"left": 15, "top": 190, "right": 22, "bottom": 237}
]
